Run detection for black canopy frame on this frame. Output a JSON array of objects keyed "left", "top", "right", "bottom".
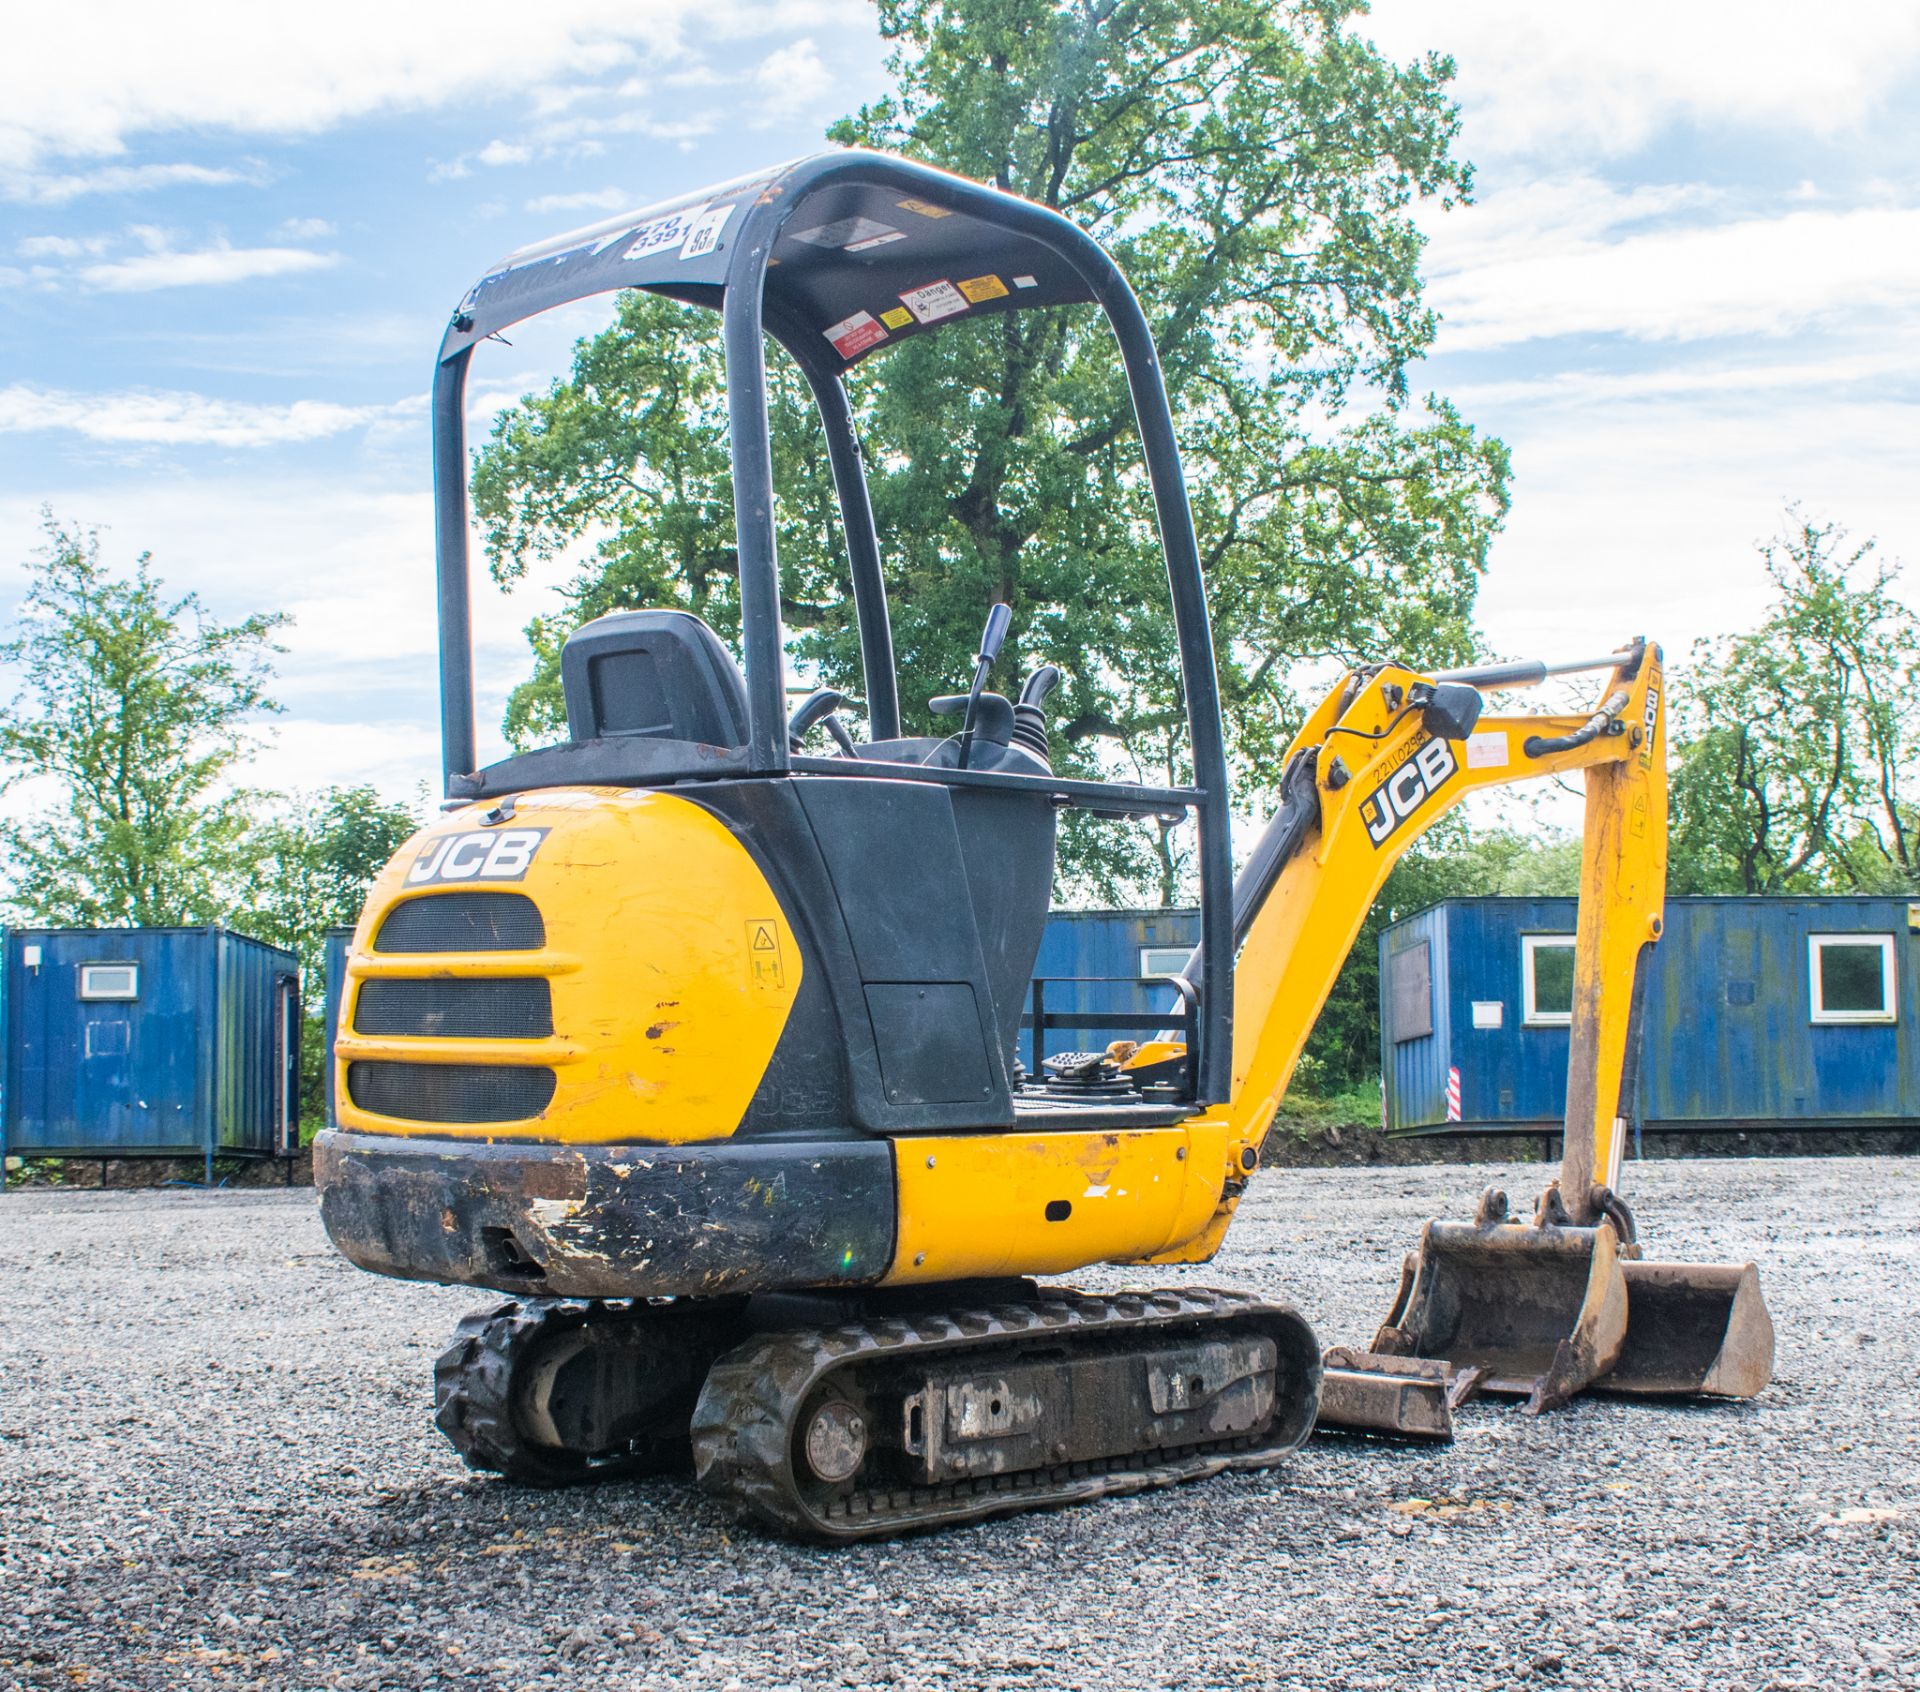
[{"left": 428, "top": 149, "right": 1237, "bottom": 1104}]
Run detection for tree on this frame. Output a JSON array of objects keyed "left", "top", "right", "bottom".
[
  {"left": 1669, "top": 514, "right": 1919, "bottom": 895},
  {"left": 0, "top": 514, "right": 287, "bottom": 927},
  {"left": 473, "top": 0, "right": 1510, "bottom": 902}
]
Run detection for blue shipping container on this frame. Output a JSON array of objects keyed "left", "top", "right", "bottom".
[
  {"left": 1381, "top": 896, "right": 1920, "bottom": 1133},
  {"left": 1, "top": 927, "right": 301, "bottom": 1165}
]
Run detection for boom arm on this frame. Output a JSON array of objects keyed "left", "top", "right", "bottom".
[{"left": 1154, "top": 641, "right": 1666, "bottom": 1262}]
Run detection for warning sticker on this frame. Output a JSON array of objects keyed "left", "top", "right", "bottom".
[
  {"left": 898, "top": 279, "right": 968, "bottom": 324},
  {"left": 679, "top": 203, "right": 734, "bottom": 260},
  {"left": 624, "top": 204, "right": 707, "bottom": 262},
  {"left": 792, "top": 215, "right": 902, "bottom": 250},
  {"left": 746, "top": 919, "right": 785, "bottom": 991},
  {"left": 1012, "top": 274, "right": 1039, "bottom": 289},
  {"left": 957, "top": 273, "right": 1009, "bottom": 303},
  {"left": 1465, "top": 730, "right": 1509, "bottom": 770},
  {"left": 880, "top": 305, "right": 914, "bottom": 329},
  {"left": 823, "top": 310, "right": 888, "bottom": 358},
  {"left": 896, "top": 197, "right": 953, "bottom": 219}
]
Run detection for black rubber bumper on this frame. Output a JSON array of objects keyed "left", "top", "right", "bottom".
[{"left": 313, "top": 1130, "right": 898, "bottom": 1300}]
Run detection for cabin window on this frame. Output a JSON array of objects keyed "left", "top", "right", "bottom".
[
  {"left": 78, "top": 962, "right": 139, "bottom": 1001},
  {"left": 1388, "top": 940, "right": 1433, "bottom": 1042},
  {"left": 1809, "top": 934, "right": 1896, "bottom": 1024},
  {"left": 1139, "top": 946, "right": 1190, "bottom": 979},
  {"left": 1522, "top": 935, "right": 1576, "bottom": 1026}
]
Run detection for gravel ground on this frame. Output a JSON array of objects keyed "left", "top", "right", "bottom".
[{"left": 2, "top": 1155, "right": 1915, "bottom": 1692}]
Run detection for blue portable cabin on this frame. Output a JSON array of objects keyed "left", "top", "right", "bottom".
[
  {"left": 1, "top": 927, "right": 301, "bottom": 1178},
  {"left": 1381, "top": 895, "right": 1920, "bottom": 1135},
  {"left": 322, "top": 926, "right": 353, "bottom": 1129},
  {"left": 1024, "top": 908, "right": 1200, "bottom": 1070}
]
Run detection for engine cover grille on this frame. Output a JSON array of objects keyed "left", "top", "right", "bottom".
[
  {"left": 354, "top": 978, "right": 554, "bottom": 1040},
  {"left": 374, "top": 893, "right": 545, "bottom": 954},
  {"left": 346, "top": 1061, "right": 556, "bottom": 1124}
]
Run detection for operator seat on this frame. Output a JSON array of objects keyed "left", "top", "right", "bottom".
[{"left": 560, "top": 609, "right": 748, "bottom": 748}]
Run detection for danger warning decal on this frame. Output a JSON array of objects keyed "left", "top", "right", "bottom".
[
  {"left": 406, "top": 829, "right": 550, "bottom": 886},
  {"left": 824, "top": 310, "right": 889, "bottom": 358},
  {"left": 898, "top": 279, "right": 969, "bottom": 324},
  {"left": 746, "top": 919, "right": 786, "bottom": 991}
]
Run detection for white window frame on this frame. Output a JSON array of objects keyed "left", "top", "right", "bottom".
[
  {"left": 78, "top": 962, "right": 139, "bottom": 1001},
  {"left": 1808, "top": 932, "right": 1897, "bottom": 1025},
  {"left": 1139, "top": 946, "right": 1191, "bottom": 980},
  {"left": 1521, "top": 935, "right": 1576, "bottom": 1027}
]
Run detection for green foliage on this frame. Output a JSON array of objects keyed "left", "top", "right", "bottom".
[
  {"left": 1301, "top": 823, "right": 1582, "bottom": 1090},
  {"left": 0, "top": 513, "right": 288, "bottom": 927},
  {"left": 472, "top": 0, "right": 1510, "bottom": 901},
  {"left": 1669, "top": 513, "right": 1919, "bottom": 895},
  {"left": 242, "top": 785, "right": 425, "bottom": 1133}
]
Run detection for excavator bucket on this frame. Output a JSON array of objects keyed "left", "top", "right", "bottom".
[
  {"left": 1370, "top": 1188, "right": 1775, "bottom": 1412},
  {"left": 1609, "top": 1259, "right": 1775, "bottom": 1397},
  {"left": 1371, "top": 1194, "right": 1629, "bottom": 1414}
]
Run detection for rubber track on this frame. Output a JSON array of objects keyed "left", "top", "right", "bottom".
[
  {"left": 690, "top": 1287, "right": 1320, "bottom": 1542},
  {"left": 433, "top": 1298, "right": 661, "bottom": 1487}
]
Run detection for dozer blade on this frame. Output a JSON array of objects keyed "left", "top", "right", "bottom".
[
  {"left": 1370, "top": 1204, "right": 1630, "bottom": 1415},
  {"left": 1605, "top": 1259, "right": 1775, "bottom": 1398}
]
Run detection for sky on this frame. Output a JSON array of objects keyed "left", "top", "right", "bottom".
[{"left": 3, "top": 0, "right": 1919, "bottom": 810}]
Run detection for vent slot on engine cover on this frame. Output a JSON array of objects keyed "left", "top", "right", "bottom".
[
  {"left": 354, "top": 978, "right": 554, "bottom": 1040},
  {"left": 346, "top": 1061, "right": 556, "bottom": 1124},
  {"left": 374, "top": 892, "right": 545, "bottom": 953}
]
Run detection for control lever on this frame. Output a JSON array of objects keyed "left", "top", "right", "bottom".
[
  {"left": 955, "top": 602, "right": 1012, "bottom": 770},
  {"left": 788, "top": 687, "right": 852, "bottom": 753}
]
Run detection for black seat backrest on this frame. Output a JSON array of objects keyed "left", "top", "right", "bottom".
[{"left": 560, "top": 610, "right": 749, "bottom": 747}]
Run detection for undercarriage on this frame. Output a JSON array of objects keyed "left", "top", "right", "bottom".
[{"left": 433, "top": 1286, "right": 1321, "bottom": 1541}]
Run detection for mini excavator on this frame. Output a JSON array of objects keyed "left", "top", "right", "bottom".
[{"left": 315, "top": 152, "right": 1773, "bottom": 1540}]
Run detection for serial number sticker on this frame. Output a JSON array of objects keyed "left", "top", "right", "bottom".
[
  {"left": 406, "top": 828, "right": 550, "bottom": 886},
  {"left": 746, "top": 919, "right": 785, "bottom": 991},
  {"left": 957, "top": 273, "right": 1009, "bottom": 302},
  {"left": 880, "top": 305, "right": 914, "bottom": 329},
  {"left": 896, "top": 197, "right": 952, "bottom": 219},
  {"left": 898, "top": 279, "right": 968, "bottom": 324},
  {"left": 823, "top": 310, "right": 889, "bottom": 358},
  {"left": 1465, "top": 730, "right": 1509, "bottom": 769},
  {"left": 679, "top": 203, "right": 735, "bottom": 260},
  {"left": 623, "top": 204, "right": 707, "bottom": 261},
  {"left": 792, "top": 215, "right": 901, "bottom": 250}
]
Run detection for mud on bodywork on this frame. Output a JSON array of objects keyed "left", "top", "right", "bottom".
[{"left": 313, "top": 1130, "right": 896, "bottom": 1299}]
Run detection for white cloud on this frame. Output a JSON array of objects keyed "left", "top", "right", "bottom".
[
  {"left": 524, "top": 187, "right": 632, "bottom": 214},
  {"left": 1425, "top": 182, "right": 1920, "bottom": 350},
  {"left": 0, "top": 1, "right": 869, "bottom": 171},
  {"left": 0, "top": 383, "right": 415, "bottom": 447},
  {"left": 279, "top": 216, "right": 336, "bottom": 239},
  {"left": 0, "top": 160, "right": 261, "bottom": 204},
  {"left": 78, "top": 241, "right": 340, "bottom": 293},
  {"left": 475, "top": 139, "right": 533, "bottom": 168},
  {"left": 750, "top": 37, "right": 834, "bottom": 123},
  {"left": 1364, "top": 0, "right": 1920, "bottom": 161},
  {"left": 15, "top": 232, "right": 112, "bottom": 259}
]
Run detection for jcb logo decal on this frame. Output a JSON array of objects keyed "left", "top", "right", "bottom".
[
  {"left": 1640, "top": 672, "right": 1661, "bottom": 768},
  {"left": 406, "top": 828, "right": 549, "bottom": 885},
  {"left": 1360, "top": 739, "right": 1457, "bottom": 847}
]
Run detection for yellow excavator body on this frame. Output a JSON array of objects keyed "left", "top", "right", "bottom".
[{"left": 314, "top": 149, "right": 1771, "bottom": 1540}]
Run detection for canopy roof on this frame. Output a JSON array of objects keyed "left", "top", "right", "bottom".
[{"left": 438, "top": 150, "right": 1099, "bottom": 373}]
